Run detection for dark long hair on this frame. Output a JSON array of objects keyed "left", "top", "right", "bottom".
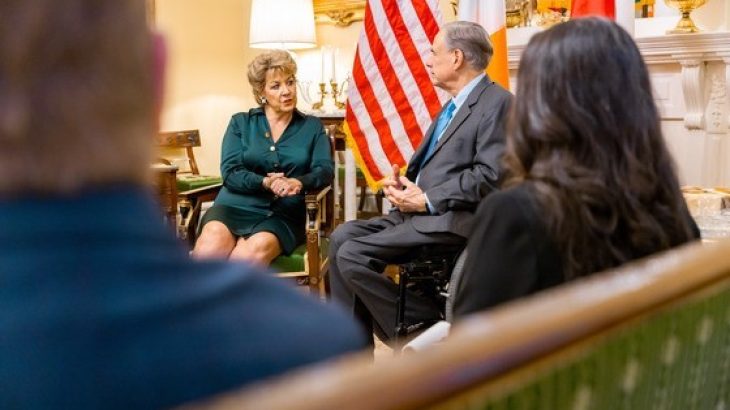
[{"left": 505, "top": 18, "right": 695, "bottom": 280}]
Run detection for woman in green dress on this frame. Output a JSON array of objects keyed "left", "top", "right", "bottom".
[{"left": 193, "top": 50, "right": 333, "bottom": 265}]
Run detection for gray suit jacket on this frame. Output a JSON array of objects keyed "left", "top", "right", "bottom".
[{"left": 403, "top": 75, "right": 512, "bottom": 238}]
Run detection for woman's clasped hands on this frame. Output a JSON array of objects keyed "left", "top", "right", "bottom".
[{"left": 264, "top": 172, "right": 302, "bottom": 197}]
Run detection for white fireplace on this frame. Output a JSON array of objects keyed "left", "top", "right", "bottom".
[{"left": 508, "top": 16, "right": 730, "bottom": 188}]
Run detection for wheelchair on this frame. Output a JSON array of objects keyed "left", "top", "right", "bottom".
[{"left": 394, "top": 245, "right": 469, "bottom": 346}]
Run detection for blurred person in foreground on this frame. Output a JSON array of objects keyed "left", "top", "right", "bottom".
[
  {"left": 193, "top": 50, "right": 333, "bottom": 265},
  {"left": 452, "top": 18, "right": 700, "bottom": 318},
  {"left": 0, "top": 1, "right": 365, "bottom": 408}
]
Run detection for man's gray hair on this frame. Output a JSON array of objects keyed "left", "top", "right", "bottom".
[{"left": 442, "top": 21, "right": 493, "bottom": 71}]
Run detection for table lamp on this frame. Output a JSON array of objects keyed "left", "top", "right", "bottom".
[{"left": 249, "top": 0, "right": 317, "bottom": 50}]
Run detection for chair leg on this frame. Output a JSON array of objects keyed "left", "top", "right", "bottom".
[
  {"left": 306, "top": 231, "right": 321, "bottom": 297},
  {"left": 358, "top": 185, "right": 367, "bottom": 212}
]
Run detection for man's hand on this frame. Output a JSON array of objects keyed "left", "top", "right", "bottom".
[
  {"left": 383, "top": 176, "right": 427, "bottom": 213},
  {"left": 381, "top": 164, "right": 403, "bottom": 190}
]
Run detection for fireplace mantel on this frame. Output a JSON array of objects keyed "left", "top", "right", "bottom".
[{"left": 508, "top": 31, "right": 730, "bottom": 68}]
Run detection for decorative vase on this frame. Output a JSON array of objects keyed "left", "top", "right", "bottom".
[{"left": 664, "top": 0, "right": 708, "bottom": 34}]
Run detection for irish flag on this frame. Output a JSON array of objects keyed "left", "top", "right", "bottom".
[{"left": 457, "top": 0, "right": 509, "bottom": 90}]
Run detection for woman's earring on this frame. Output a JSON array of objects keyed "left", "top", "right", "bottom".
[{"left": 260, "top": 96, "right": 267, "bottom": 105}]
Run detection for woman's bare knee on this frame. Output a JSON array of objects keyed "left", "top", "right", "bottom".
[
  {"left": 230, "top": 233, "right": 281, "bottom": 266},
  {"left": 193, "top": 221, "right": 236, "bottom": 258}
]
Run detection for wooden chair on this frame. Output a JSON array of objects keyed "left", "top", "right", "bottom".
[
  {"left": 269, "top": 132, "right": 336, "bottom": 296},
  {"left": 183, "top": 239, "right": 730, "bottom": 409},
  {"left": 271, "top": 184, "right": 335, "bottom": 296},
  {"left": 156, "top": 130, "right": 222, "bottom": 243},
  {"left": 150, "top": 163, "right": 179, "bottom": 228}
]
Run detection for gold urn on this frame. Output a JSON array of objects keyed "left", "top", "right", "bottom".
[{"left": 664, "top": 0, "right": 708, "bottom": 34}]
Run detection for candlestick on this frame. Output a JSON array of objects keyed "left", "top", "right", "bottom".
[
  {"left": 331, "top": 48, "right": 337, "bottom": 83},
  {"left": 330, "top": 80, "right": 345, "bottom": 110},
  {"left": 320, "top": 47, "right": 326, "bottom": 83},
  {"left": 311, "top": 82, "right": 327, "bottom": 111}
]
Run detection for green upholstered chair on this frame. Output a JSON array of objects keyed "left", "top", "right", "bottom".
[
  {"left": 175, "top": 184, "right": 334, "bottom": 297},
  {"left": 188, "top": 240, "right": 730, "bottom": 410}
]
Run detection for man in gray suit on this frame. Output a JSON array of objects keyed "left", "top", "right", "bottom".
[{"left": 328, "top": 21, "right": 512, "bottom": 344}]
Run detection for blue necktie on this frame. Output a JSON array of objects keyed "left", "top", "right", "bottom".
[{"left": 421, "top": 101, "right": 456, "bottom": 167}]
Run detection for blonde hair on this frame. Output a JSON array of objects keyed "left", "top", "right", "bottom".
[
  {"left": 247, "top": 50, "right": 297, "bottom": 105},
  {"left": 0, "top": 0, "right": 155, "bottom": 195}
]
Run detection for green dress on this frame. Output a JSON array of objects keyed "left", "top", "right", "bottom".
[{"left": 201, "top": 108, "right": 334, "bottom": 254}]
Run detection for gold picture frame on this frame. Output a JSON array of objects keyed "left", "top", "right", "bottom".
[{"left": 313, "top": 0, "right": 366, "bottom": 27}]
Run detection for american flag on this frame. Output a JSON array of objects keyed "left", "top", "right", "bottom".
[{"left": 343, "top": 0, "right": 448, "bottom": 189}]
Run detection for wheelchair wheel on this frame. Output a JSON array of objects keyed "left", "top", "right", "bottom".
[{"left": 444, "top": 248, "right": 468, "bottom": 323}]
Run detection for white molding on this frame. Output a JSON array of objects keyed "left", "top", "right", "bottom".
[
  {"left": 637, "top": 32, "right": 730, "bottom": 65},
  {"left": 706, "top": 72, "right": 727, "bottom": 134},
  {"left": 508, "top": 31, "right": 730, "bottom": 69},
  {"left": 724, "top": 55, "right": 730, "bottom": 130},
  {"left": 676, "top": 56, "right": 705, "bottom": 130}
]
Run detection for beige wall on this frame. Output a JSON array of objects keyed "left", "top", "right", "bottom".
[{"left": 156, "top": 0, "right": 253, "bottom": 175}]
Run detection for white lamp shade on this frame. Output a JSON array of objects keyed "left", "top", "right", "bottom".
[{"left": 249, "top": 0, "right": 317, "bottom": 50}]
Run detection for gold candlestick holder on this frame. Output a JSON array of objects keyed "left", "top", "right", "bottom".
[
  {"left": 311, "top": 82, "right": 326, "bottom": 111},
  {"left": 330, "top": 80, "right": 346, "bottom": 110}
]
